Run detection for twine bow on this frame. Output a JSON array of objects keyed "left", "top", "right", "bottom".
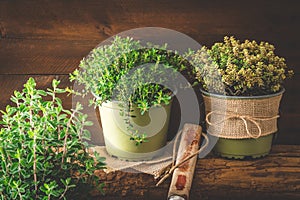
[{"left": 206, "top": 111, "right": 279, "bottom": 139}]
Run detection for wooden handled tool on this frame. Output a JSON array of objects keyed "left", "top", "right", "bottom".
[{"left": 167, "top": 123, "right": 202, "bottom": 200}]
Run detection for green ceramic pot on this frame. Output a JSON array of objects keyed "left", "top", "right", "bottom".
[
  {"left": 99, "top": 101, "right": 172, "bottom": 161},
  {"left": 202, "top": 89, "right": 284, "bottom": 159}
]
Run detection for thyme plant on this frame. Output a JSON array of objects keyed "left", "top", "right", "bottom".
[
  {"left": 0, "top": 78, "right": 106, "bottom": 199},
  {"left": 70, "top": 36, "right": 196, "bottom": 144},
  {"left": 192, "top": 36, "right": 293, "bottom": 96}
]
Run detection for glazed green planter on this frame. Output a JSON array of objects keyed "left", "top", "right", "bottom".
[
  {"left": 99, "top": 101, "right": 172, "bottom": 161},
  {"left": 202, "top": 90, "right": 284, "bottom": 159}
]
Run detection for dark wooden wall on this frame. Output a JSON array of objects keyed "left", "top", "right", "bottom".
[{"left": 0, "top": 0, "right": 299, "bottom": 144}]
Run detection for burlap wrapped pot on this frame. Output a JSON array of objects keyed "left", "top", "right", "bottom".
[{"left": 202, "top": 90, "right": 284, "bottom": 140}]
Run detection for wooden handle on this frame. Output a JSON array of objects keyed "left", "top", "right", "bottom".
[{"left": 168, "top": 124, "right": 202, "bottom": 200}]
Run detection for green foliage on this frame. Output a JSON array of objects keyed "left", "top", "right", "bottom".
[
  {"left": 130, "top": 132, "right": 148, "bottom": 146},
  {"left": 0, "top": 78, "right": 106, "bottom": 199},
  {"left": 70, "top": 36, "right": 197, "bottom": 145},
  {"left": 192, "top": 36, "right": 294, "bottom": 96}
]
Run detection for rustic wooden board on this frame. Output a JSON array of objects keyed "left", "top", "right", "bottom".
[
  {"left": 88, "top": 145, "right": 300, "bottom": 200},
  {"left": 0, "top": 0, "right": 299, "bottom": 41},
  {"left": 0, "top": 0, "right": 299, "bottom": 74},
  {"left": 0, "top": 39, "right": 98, "bottom": 74},
  {"left": 0, "top": 38, "right": 299, "bottom": 75}
]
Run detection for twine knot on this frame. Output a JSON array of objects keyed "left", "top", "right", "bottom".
[{"left": 206, "top": 111, "right": 279, "bottom": 139}]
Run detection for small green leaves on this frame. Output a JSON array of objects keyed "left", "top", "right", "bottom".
[
  {"left": 40, "top": 181, "right": 61, "bottom": 198},
  {"left": 69, "top": 69, "right": 79, "bottom": 82},
  {"left": 137, "top": 100, "right": 149, "bottom": 115},
  {"left": 70, "top": 36, "right": 197, "bottom": 145},
  {"left": 192, "top": 36, "right": 294, "bottom": 96},
  {"left": 130, "top": 132, "right": 148, "bottom": 146},
  {"left": 0, "top": 78, "right": 106, "bottom": 199},
  {"left": 52, "top": 79, "right": 60, "bottom": 89}
]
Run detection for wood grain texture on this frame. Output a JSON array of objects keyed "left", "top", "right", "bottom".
[
  {"left": 0, "top": 37, "right": 298, "bottom": 75},
  {"left": 0, "top": 0, "right": 299, "bottom": 74},
  {"left": 0, "top": 1, "right": 299, "bottom": 140},
  {"left": 87, "top": 145, "right": 300, "bottom": 200},
  {"left": 0, "top": 0, "right": 299, "bottom": 41},
  {"left": 0, "top": 39, "right": 98, "bottom": 74},
  {"left": 168, "top": 124, "right": 202, "bottom": 199}
]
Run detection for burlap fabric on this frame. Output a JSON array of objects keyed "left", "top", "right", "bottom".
[
  {"left": 203, "top": 92, "right": 283, "bottom": 139},
  {"left": 89, "top": 131, "right": 209, "bottom": 178},
  {"left": 90, "top": 144, "right": 173, "bottom": 175}
]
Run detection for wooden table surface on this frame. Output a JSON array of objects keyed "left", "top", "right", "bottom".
[
  {"left": 0, "top": 0, "right": 299, "bottom": 199},
  {"left": 93, "top": 145, "right": 300, "bottom": 200}
]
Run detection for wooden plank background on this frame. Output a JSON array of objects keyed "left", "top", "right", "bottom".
[{"left": 0, "top": 0, "right": 299, "bottom": 145}]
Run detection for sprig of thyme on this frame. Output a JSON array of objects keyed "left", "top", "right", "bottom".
[{"left": 0, "top": 78, "right": 106, "bottom": 199}]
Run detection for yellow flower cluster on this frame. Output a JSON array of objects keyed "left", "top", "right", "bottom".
[{"left": 192, "top": 36, "right": 293, "bottom": 96}]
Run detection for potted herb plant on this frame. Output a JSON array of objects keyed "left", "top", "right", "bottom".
[
  {"left": 0, "top": 78, "right": 106, "bottom": 199},
  {"left": 191, "top": 36, "right": 293, "bottom": 159},
  {"left": 70, "top": 36, "right": 196, "bottom": 161}
]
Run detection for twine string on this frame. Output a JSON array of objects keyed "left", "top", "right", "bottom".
[
  {"left": 206, "top": 111, "right": 279, "bottom": 139},
  {"left": 156, "top": 132, "right": 209, "bottom": 186}
]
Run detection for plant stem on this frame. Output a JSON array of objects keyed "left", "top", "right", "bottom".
[
  {"left": 29, "top": 92, "right": 38, "bottom": 198},
  {"left": 58, "top": 185, "right": 69, "bottom": 200},
  {"left": 61, "top": 110, "right": 75, "bottom": 166}
]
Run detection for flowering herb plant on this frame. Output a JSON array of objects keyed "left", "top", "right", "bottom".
[{"left": 192, "top": 36, "right": 293, "bottom": 96}]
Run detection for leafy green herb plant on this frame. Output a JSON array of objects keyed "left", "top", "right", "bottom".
[
  {"left": 0, "top": 78, "right": 106, "bottom": 199},
  {"left": 70, "top": 36, "right": 197, "bottom": 145},
  {"left": 192, "top": 36, "right": 293, "bottom": 96}
]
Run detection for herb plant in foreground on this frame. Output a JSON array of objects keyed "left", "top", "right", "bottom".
[{"left": 0, "top": 78, "right": 106, "bottom": 199}]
